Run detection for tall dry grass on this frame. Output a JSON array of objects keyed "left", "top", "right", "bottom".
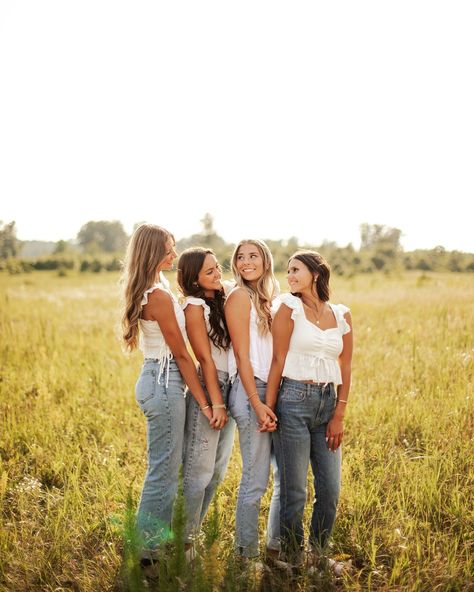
[{"left": 0, "top": 271, "right": 473, "bottom": 591}]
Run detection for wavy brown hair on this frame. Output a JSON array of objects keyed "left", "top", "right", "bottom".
[
  {"left": 177, "top": 247, "right": 230, "bottom": 351},
  {"left": 121, "top": 224, "right": 173, "bottom": 351},
  {"left": 231, "top": 239, "right": 278, "bottom": 335},
  {"left": 289, "top": 250, "right": 331, "bottom": 301}
]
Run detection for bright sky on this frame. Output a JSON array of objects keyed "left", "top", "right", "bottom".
[{"left": 1, "top": 1, "right": 473, "bottom": 252}]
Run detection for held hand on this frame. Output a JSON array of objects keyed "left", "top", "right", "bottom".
[
  {"left": 255, "top": 402, "right": 278, "bottom": 433},
  {"left": 210, "top": 407, "right": 228, "bottom": 431},
  {"left": 326, "top": 416, "right": 344, "bottom": 451},
  {"left": 201, "top": 405, "right": 214, "bottom": 424}
]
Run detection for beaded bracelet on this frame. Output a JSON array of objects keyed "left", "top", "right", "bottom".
[
  {"left": 337, "top": 399, "right": 348, "bottom": 404},
  {"left": 201, "top": 404, "right": 211, "bottom": 411},
  {"left": 212, "top": 404, "right": 227, "bottom": 410}
]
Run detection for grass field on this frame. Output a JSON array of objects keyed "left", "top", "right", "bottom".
[{"left": 0, "top": 271, "right": 473, "bottom": 591}]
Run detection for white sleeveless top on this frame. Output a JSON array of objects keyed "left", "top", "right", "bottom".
[
  {"left": 280, "top": 293, "right": 350, "bottom": 385},
  {"left": 139, "top": 272, "right": 187, "bottom": 382},
  {"left": 228, "top": 290, "right": 277, "bottom": 383},
  {"left": 182, "top": 296, "right": 229, "bottom": 373}
]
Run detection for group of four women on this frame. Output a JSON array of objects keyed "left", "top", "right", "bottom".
[{"left": 121, "top": 223, "right": 353, "bottom": 571}]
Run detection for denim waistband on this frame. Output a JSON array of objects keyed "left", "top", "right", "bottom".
[{"left": 282, "top": 377, "right": 333, "bottom": 390}]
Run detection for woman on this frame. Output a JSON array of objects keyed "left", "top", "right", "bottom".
[
  {"left": 121, "top": 224, "right": 212, "bottom": 566},
  {"left": 224, "top": 239, "right": 280, "bottom": 561},
  {"left": 265, "top": 250, "right": 353, "bottom": 568},
  {"left": 177, "top": 247, "right": 236, "bottom": 554}
]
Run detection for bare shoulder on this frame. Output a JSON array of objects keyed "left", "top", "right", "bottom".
[
  {"left": 147, "top": 287, "right": 173, "bottom": 306},
  {"left": 226, "top": 287, "right": 250, "bottom": 306}
]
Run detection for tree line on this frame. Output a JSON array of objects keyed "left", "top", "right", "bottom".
[{"left": 1, "top": 216, "right": 473, "bottom": 275}]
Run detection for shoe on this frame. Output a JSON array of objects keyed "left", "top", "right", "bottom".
[{"left": 139, "top": 557, "right": 160, "bottom": 581}]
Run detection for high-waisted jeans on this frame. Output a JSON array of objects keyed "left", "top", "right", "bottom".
[
  {"left": 182, "top": 369, "right": 236, "bottom": 544},
  {"left": 135, "top": 358, "right": 186, "bottom": 558},
  {"left": 272, "top": 378, "right": 341, "bottom": 558},
  {"left": 228, "top": 375, "right": 280, "bottom": 557}
]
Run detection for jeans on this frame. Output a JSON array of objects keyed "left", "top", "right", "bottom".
[
  {"left": 228, "top": 375, "right": 280, "bottom": 557},
  {"left": 182, "top": 370, "right": 236, "bottom": 544},
  {"left": 135, "top": 358, "right": 186, "bottom": 558},
  {"left": 273, "top": 378, "right": 341, "bottom": 558}
]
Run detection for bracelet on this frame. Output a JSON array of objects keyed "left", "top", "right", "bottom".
[
  {"left": 212, "top": 404, "right": 226, "bottom": 409},
  {"left": 247, "top": 393, "right": 259, "bottom": 402},
  {"left": 337, "top": 399, "right": 348, "bottom": 404},
  {"left": 200, "top": 404, "right": 211, "bottom": 411}
]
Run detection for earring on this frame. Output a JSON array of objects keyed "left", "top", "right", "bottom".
[{"left": 193, "top": 282, "right": 199, "bottom": 287}]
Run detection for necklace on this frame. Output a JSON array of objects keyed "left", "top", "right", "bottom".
[{"left": 303, "top": 300, "right": 326, "bottom": 325}]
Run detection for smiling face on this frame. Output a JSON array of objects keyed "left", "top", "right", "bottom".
[
  {"left": 287, "top": 257, "right": 315, "bottom": 294},
  {"left": 158, "top": 237, "right": 178, "bottom": 272},
  {"left": 197, "top": 253, "right": 222, "bottom": 297},
  {"left": 235, "top": 243, "right": 265, "bottom": 285}
]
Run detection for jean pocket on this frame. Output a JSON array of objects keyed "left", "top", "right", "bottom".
[
  {"left": 135, "top": 368, "right": 157, "bottom": 406},
  {"left": 279, "top": 386, "right": 306, "bottom": 403}
]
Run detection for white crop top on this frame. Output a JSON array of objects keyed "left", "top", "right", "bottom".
[
  {"left": 139, "top": 273, "right": 187, "bottom": 382},
  {"left": 228, "top": 291, "right": 278, "bottom": 383},
  {"left": 182, "top": 296, "right": 229, "bottom": 373},
  {"left": 280, "top": 293, "right": 350, "bottom": 385}
]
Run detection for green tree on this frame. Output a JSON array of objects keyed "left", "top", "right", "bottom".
[
  {"left": 0, "top": 221, "right": 20, "bottom": 259},
  {"left": 77, "top": 221, "right": 128, "bottom": 253}
]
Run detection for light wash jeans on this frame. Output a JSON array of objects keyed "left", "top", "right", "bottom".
[
  {"left": 228, "top": 375, "right": 280, "bottom": 558},
  {"left": 273, "top": 378, "right": 341, "bottom": 559},
  {"left": 182, "top": 370, "right": 236, "bottom": 544},
  {"left": 135, "top": 358, "right": 186, "bottom": 558}
]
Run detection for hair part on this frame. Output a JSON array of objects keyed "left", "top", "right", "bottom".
[
  {"left": 231, "top": 239, "right": 278, "bottom": 335},
  {"left": 290, "top": 250, "right": 331, "bottom": 301},
  {"left": 121, "top": 223, "right": 173, "bottom": 351},
  {"left": 177, "top": 247, "right": 230, "bottom": 351}
]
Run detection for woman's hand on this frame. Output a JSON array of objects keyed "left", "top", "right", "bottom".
[
  {"left": 201, "top": 405, "right": 214, "bottom": 424},
  {"left": 326, "top": 416, "right": 344, "bottom": 451},
  {"left": 210, "top": 407, "right": 228, "bottom": 430},
  {"left": 255, "top": 402, "right": 278, "bottom": 433}
]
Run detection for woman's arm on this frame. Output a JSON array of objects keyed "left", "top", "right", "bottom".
[
  {"left": 145, "top": 289, "right": 213, "bottom": 423},
  {"left": 225, "top": 288, "right": 277, "bottom": 426},
  {"left": 326, "top": 311, "right": 353, "bottom": 451},
  {"left": 265, "top": 305, "right": 293, "bottom": 410},
  {"left": 184, "top": 304, "right": 228, "bottom": 430}
]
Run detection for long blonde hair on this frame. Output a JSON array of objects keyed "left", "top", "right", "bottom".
[
  {"left": 231, "top": 239, "right": 278, "bottom": 335},
  {"left": 121, "top": 223, "right": 173, "bottom": 351}
]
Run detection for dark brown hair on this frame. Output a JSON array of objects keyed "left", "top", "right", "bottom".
[
  {"left": 177, "top": 247, "right": 230, "bottom": 351},
  {"left": 289, "top": 250, "right": 331, "bottom": 301}
]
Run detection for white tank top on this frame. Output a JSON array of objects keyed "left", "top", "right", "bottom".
[
  {"left": 228, "top": 291, "right": 277, "bottom": 383},
  {"left": 280, "top": 293, "right": 350, "bottom": 385}
]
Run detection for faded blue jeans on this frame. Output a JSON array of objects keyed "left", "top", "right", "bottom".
[
  {"left": 273, "top": 378, "right": 341, "bottom": 558},
  {"left": 135, "top": 358, "right": 186, "bottom": 559},
  {"left": 182, "top": 370, "right": 236, "bottom": 544},
  {"left": 228, "top": 375, "right": 280, "bottom": 558}
]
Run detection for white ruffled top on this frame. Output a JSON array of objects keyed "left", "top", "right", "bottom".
[
  {"left": 139, "top": 272, "right": 187, "bottom": 382},
  {"left": 182, "top": 296, "right": 229, "bottom": 373},
  {"left": 280, "top": 293, "right": 350, "bottom": 385}
]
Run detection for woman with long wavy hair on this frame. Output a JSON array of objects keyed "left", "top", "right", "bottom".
[
  {"left": 121, "top": 224, "right": 212, "bottom": 570},
  {"left": 224, "top": 239, "right": 281, "bottom": 563},
  {"left": 177, "top": 247, "right": 236, "bottom": 557}
]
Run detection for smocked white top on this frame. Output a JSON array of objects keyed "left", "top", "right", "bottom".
[
  {"left": 139, "top": 273, "right": 187, "bottom": 382},
  {"left": 228, "top": 290, "right": 278, "bottom": 383},
  {"left": 182, "top": 296, "right": 229, "bottom": 373},
  {"left": 280, "top": 293, "right": 350, "bottom": 385}
]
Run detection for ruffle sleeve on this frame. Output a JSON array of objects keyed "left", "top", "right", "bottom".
[
  {"left": 182, "top": 296, "right": 210, "bottom": 316},
  {"left": 141, "top": 283, "right": 161, "bottom": 307},
  {"left": 333, "top": 303, "right": 351, "bottom": 335},
  {"left": 280, "top": 293, "right": 304, "bottom": 321}
]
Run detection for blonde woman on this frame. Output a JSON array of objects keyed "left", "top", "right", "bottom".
[
  {"left": 121, "top": 224, "right": 212, "bottom": 567},
  {"left": 225, "top": 239, "right": 280, "bottom": 561}
]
